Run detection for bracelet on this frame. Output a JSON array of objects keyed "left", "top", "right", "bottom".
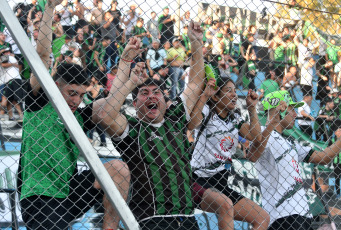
[{"left": 121, "top": 58, "right": 133, "bottom": 63}]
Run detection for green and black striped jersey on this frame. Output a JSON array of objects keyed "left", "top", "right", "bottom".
[{"left": 112, "top": 97, "right": 194, "bottom": 221}]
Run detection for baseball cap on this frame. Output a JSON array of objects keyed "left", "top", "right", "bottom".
[
  {"left": 163, "top": 6, "right": 169, "bottom": 9},
  {"left": 262, "top": 90, "right": 304, "bottom": 111},
  {"left": 64, "top": 50, "right": 73, "bottom": 57},
  {"left": 205, "top": 63, "right": 232, "bottom": 89},
  {"left": 172, "top": 38, "right": 180, "bottom": 43}
]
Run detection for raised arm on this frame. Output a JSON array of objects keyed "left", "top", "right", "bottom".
[
  {"left": 239, "top": 90, "right": 262, "bottom": 142},
  {"left": 31, "top": 0, "right": 61, "bottom": 96},
  {"left": 187, "top": 78, "right": 217, "bottom": 130},
  {"left": 182, "top": 21, "right": 205, "bottom": 116},
  {"left": 247, "top": 101, "right": 287, "bottom": 162}
]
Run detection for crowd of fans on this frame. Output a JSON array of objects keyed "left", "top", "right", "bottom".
[{"left": 2, "top": 0, "right": 341, "bottom": 229}]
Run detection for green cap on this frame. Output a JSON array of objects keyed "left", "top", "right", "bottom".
[
  {"left": 64, "top": 50, "right": 73, "bottom": 57},
  {"left": 163, "top": 6, "right": 169, "bottom": 9},
  {"left": 217, "top": 33, "right": 223, "bottom": 38},
  {"left": 205, "top": 63, "right": 232, "bottom": 89},
  {"left": 262, "top": 90, "right": 304, "bottom": 111}
]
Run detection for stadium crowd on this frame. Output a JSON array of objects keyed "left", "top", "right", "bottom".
[{"left": 1, "top": 0, "right": 341, "bottom": 229}]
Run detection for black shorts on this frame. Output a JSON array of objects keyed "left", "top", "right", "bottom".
[
  {"left": 20, "top": 170, "right": 103, "bottom": 230},
  {"left": 4, "top": 79, "right": 24, "bottom": 102},
  {"left": 268, "top": 214, "right": 313, "bottom": 230},
  {"left": 140, "top": 216, "right": 199, "bottom": 230},
  {"left": 193, "top": 169, "right": 244, "bottom": 205}
]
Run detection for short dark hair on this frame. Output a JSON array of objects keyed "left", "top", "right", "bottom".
[
  {"left": 132, "top": 78, "right": 165, "bottom": 101},
  {"left": 102, "top": 36, "right": 111, "bottom": 42},
  {"left": 54, "top": 63, "right": 89, "bottom": 86}
]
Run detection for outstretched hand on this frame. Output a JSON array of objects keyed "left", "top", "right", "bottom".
[
  {"left": 188, "top": 21, "right": 203, "bottom": 43},
  {"left": 129, "top": 62, "right": 149, "bottom": 86},
  {"left": 121, "top": 37, "right": 145, "bottom": 62},
  {"left": 245, "top": 89, "right": 259, "bottom": 109}
]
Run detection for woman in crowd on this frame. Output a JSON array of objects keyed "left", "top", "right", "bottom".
[{"left": 188, "top": 66, "right": 270, "bottom": 230}]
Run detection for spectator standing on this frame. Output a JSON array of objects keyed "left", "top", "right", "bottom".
[
  {"left": 212, "top": 33, "right": 225, "bottom": 55},
  {"left": 90, "top": 36, "right": 111, "bottom": 72},
  {"left": 246, "top": 45, "right": 257, "bottom": 90},
  {"left": 286, "top": 36, "right": 298, "bottom": 67},
  {"left": 300, "top": 57, "right": 315, "bottom": 97},
  {"left": 180, "top": 11, "right": 191, "bottom": 28},
  {"left": 108, "top": 0, "right": 122, "bottom": 39},
  {"left": 205, "top": 20, "right": 219, "bottom": 46},
  {"left": 122, "top": 7, "right": 138, "bottom": 41},
  {"left": 0, "top": 48, "right": 24, "bottom": 121},
  {"left": 101, "top": 11, "right": 119, "bottom": 67},
  {"left": 146, "top": 39, "right": 167, "bottom": 76},
  {"left": 55, "top": 0, "right": 75, "bottom": 36},
  {"left": 72, "top": 0, "right": 85, "bottom": 20},
  {"left": 316, "top": 60, "right": 333, "bottom": 104},
  {"left": 158, "top": 6, "right": 176, "bottom": 44},
  {"left": 297, "top": 94, "right": 315, "bottom": 138},
  {"left": 274, "top": 35, "right": 287, "bottom": 78},
  {"left": 326, "top": 39, "right": 338, "bottom": 65},
  {"left": 0, "top": 32, "right": 12, "bottom": 53},
  {"left": 282, "top": 66, "right": 298, "bottom": 91},
  {"left": 146, "top": 11, "right": 160, "bottom": 42},
  {"left": 167, "top": 38, "right": 187, "bottom": 100},
  {"left": 180, "top": 25, "right": 191, "bottom": 52},
  {"left": 297, "top": 38, "right": 319, "bottom": 69}
]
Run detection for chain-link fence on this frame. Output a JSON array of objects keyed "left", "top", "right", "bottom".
[{"left": 1, "top": 0, "right": 341, "bottom": 229}]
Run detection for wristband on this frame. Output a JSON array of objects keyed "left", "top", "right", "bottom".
[{"left": 121, "top": 58, "right": 133, "bottom": 63}]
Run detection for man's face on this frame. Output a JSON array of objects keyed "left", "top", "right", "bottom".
[
  {"left": 281, "top": 106, "right": 297, "bottom": 130},
  {"left": 65, "top": 55, "right": 73, "bottom": 63},
  {"left": 327, "top": 101, "right": 335, "bottom": 110},
  {"left": 103, "top": 39, "right": 111, "bottom": 47},
  {"left": 303, "top": 39, "right": 309, "bottom": 46},
  {"left": 331, "top": 39, "right": 336, "bottom": 45},
  {"left": 58, "top": 82, "right": 87, "bottom": 113},
  {"left": 152, "top": 41, "right": 159, "bottom": 49},
  {"left": 289, "top": 67, "right": 297, "bottom": 75},
  {"left": 0, "top": 32, "right": 6, "bottom": 42},
  {"left": 151, "top": 12, "right": 156, "bottom": 18},
  {"left": 164, "top": 8, "right": 169, "bottom": 15},
  {"left": 134, "top": 85, "right": 167, "bottom": 123},
  {"left": 173, "top": 40, "right": 180, "bottom": 48}
]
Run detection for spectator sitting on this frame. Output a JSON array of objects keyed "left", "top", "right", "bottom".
[
  {"left": 300, "top": 57, "right": 315, "bottom": 97},
  {"left": 146, "top": 11, "right": 160, "bottom": 42},
  {"left": 167, "top": 38, "right": 187, "bottom": 100},
  {"left": 60, "top": 35, "right": 80, "bottom": 55},
  {"left": 0, "top": 48, "right": 24, "bottom": 121},
  {"left": 217, "top": 53, "right": 238, "bottom": 79},
  {"left": 259, "top": 69, "right": 280, "bottom": 100},
  {"left": 146, "top": 39, "right": 167, "bottom": 76},
  {"left": 282, "top": 66, "right": 299, "bottom": 91},
  {"left": 158, "top": 6, "right": 176, "bottom": 44},
  {"left": 0, "top": 32, "right": 12, "bottom": 53},
  {"left": 297, "top": 94, "right": 315, "bottom": 138}
]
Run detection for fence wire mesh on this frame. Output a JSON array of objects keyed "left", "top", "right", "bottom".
[{"left": 1, "top": 0, "right": 341, "bottom": 229}]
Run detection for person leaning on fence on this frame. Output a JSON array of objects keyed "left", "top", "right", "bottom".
[
  {"left": 249, "top": 90, "right": 341, "bottom": 230},
  {"left": 188, "top": 66, "right": 270, "bottom": 229},
  {"left": 97, "top": 23, "right": 234, "bottom": 230},
  {"left": 17, "top": 1, "right": 130, "bottom": 229}
]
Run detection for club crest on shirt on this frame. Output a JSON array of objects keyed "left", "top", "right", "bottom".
[
  {"left": 148, "top": 131, "right": 163, "bottom": 141},
  {"left": 220, "top": 136, "right": 234, "bottom": 152}
]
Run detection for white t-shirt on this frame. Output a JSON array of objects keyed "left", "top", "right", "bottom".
[
  {"left": 124, "top": 14, "right": 138, "bottom": 36},
  {"left": 335, "top": 62, "right": 341, "bottom": 73},
  {"left": 2, "top": 56, "right": 21, "bottom": 84},
  {"left": 298, "top": 43, "right": 314, "bottom": 65},
  {"left": 300, "top": 63, "right": 313, "bottom": 86},
  {"left": 55, "top": 5, "right": 73, "bottom": 26},
  {"left": 146, "top": 49, "right": 167, "bottom": 69},
  {"left": 297, "top": 101, "right": 312, "bottom": 126},
  {"left": 3, "top": 28, "right": 20, "bottom": 55},
  {"left": 255, "top": 126, "right": 312, "bottom": 225},
  {"left": 191, "top": 105, "right": 245, "bottom": 177}
]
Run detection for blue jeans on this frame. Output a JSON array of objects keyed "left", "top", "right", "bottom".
[
  {"left": 169, "top": 66, "right": 185, "bottom": 100},
  {"left": 104, "top": 41, "right": 118, "bottom": 68}
]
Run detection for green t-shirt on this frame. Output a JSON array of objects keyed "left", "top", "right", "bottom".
[
  {"left": 0, "top": 42, "right": 12, "bottom": 52},
  {"left": 260, "top": 79, "right": 280, "bottom": 97},
  {"left": 52, "top": 34, "right": 66, "bottom": 59},
  {"left": 112, "top": 97, "right": 194, "bottom": 221},
  {"left": 327, "top": 46, "right": 338, "bottom": 64},
  {"left": 286, "top": 42, "right": 297, "bottom": 66},
  {"left": 19, "top": 88, "right": 93, "bottom": 199},
  {"left": 90, "top": 42, "right": 106, "bottom": 67},
  {"left": 274, "top": 45, "right": 285, "bottom": 67}
]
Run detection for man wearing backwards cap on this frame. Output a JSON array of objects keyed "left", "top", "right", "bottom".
[{"left": 248, "top": 90, "right": 341, "bottom": 230}]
